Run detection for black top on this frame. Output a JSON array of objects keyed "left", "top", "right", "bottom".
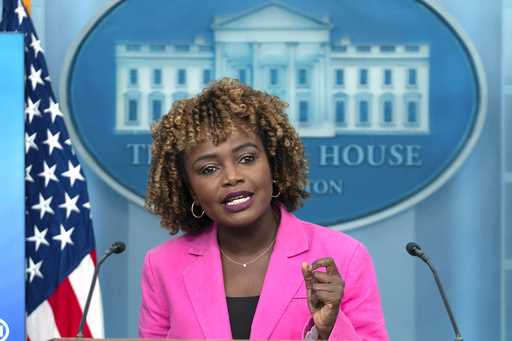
[{"left": 226, "top": 296, "right": 260, "bottom": 339}]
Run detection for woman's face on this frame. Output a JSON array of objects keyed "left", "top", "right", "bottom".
[{"left": 183, "top": 127, "right": 275, "bottom": 230}]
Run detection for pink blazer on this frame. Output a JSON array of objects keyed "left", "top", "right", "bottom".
[{"left": 139, "top": 206, "right": 388, "bottom": 340}]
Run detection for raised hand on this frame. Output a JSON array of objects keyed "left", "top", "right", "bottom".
[{"left": 301, "top": 258, "right": 345, "bottom": 340}]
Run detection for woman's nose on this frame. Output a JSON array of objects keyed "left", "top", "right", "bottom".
[{"left": 222, "top": 163, "right": 243, "bottom": 186}]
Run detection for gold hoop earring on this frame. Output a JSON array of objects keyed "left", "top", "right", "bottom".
[
  {"left": 272, "top": 181, "right": 281, "bottom": 198},
  {"left": 191, "top": 201, "right": 205, "bottom": 219}
]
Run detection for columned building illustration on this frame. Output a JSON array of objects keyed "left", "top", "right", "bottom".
[{"left": 115, "top": 3, "right": 430, "bottom": 136}]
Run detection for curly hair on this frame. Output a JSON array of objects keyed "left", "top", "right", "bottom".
[{"left": 145, "top": 78, "right": 309, "bottom": 234}]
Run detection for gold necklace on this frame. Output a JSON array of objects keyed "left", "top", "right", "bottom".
[{"left": 220, "top": 238, "right": 276, "bottom": 268}]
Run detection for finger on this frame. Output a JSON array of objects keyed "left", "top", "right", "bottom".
[
  {"left": 313, "top": 271, "right": 343, "bottom": 284},
  {"left": 301, "top": 262, "right": 313, "bottom": 290},
  {"left": 302, "top": 262, "right": 317, "bottom": 311},
  {"left": 312, "top": 283, "right": 340, "bottom": 292},
  {"left": 314, "top": 290, "right": 342, "bottom": 307},
  {"left": 302, "top": 262, "right": 325, "bottom": 312},
  {"left": 311, "top": 257, "right": 340, "bottom": 276}
]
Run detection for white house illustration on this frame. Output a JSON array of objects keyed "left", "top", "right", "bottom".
[{"left": 115, "top": 3, "right": 430, "bottom": 136}]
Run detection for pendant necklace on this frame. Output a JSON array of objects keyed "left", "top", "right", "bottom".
[{"left": 220, "top": 237, "right": 276, "bottom": 268}]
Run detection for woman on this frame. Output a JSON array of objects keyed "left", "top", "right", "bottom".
[{"left": 140, "top": 78, "right": 388, "bottom": 340}]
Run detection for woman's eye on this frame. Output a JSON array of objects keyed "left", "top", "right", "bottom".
[
  {"left": 240, "top": 154, "right": 256, "bottom": 164},
  {"left": 199, "top": 165, "right": 217, "bottom": 175}
]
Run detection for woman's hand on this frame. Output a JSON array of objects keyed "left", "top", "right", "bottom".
[{"left": 301, "top": 258, "right": 345, "bottom": 340}]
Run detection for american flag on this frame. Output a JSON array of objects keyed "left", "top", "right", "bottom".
[{"left": 0, "top": 0, "right": 104, "bottom": 339}]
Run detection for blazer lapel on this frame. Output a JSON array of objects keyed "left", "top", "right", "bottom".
[
  {"left": 251, "top": 208, "right": 309, "bottom": 339},
  {"left": 182, "top": 225, "right": 232, "bottom": 339}
]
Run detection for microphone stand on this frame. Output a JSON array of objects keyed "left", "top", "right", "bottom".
[
  {"left": 406, "top": 242, "right": 463, "bottom": 341},
  {"left": 420, "top": 255, "right": 463, "bottom": 341},
  {"left": 76, "top": 242, "right": 125, "bottom": 337}
]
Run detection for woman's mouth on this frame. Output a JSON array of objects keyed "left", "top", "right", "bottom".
[{"left": 223, "top": 192, "right": 254, "bottom": 213}]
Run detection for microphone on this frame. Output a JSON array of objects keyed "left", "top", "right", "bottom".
[
  {"left": 76, "top": 241, "right": 126, "bottom": 337},
  {"left": 406, "top": 241, "right": 427, "bottom": 259},
  {"left": 405, "top": 242, "right": 463, "bottom": 341}
]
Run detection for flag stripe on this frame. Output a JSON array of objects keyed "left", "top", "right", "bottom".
[
  {"left": 91, "top": 249, "right": 97, "bottom": 264},
  {"left": 47, "top": 276, "right": 93, "bottom": 337},
  {"left": 26, "top": 301, "right": 61, "bottom": 341},
  {"left": 68, "top": 252, "right": 105, "bottom": 337}
]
